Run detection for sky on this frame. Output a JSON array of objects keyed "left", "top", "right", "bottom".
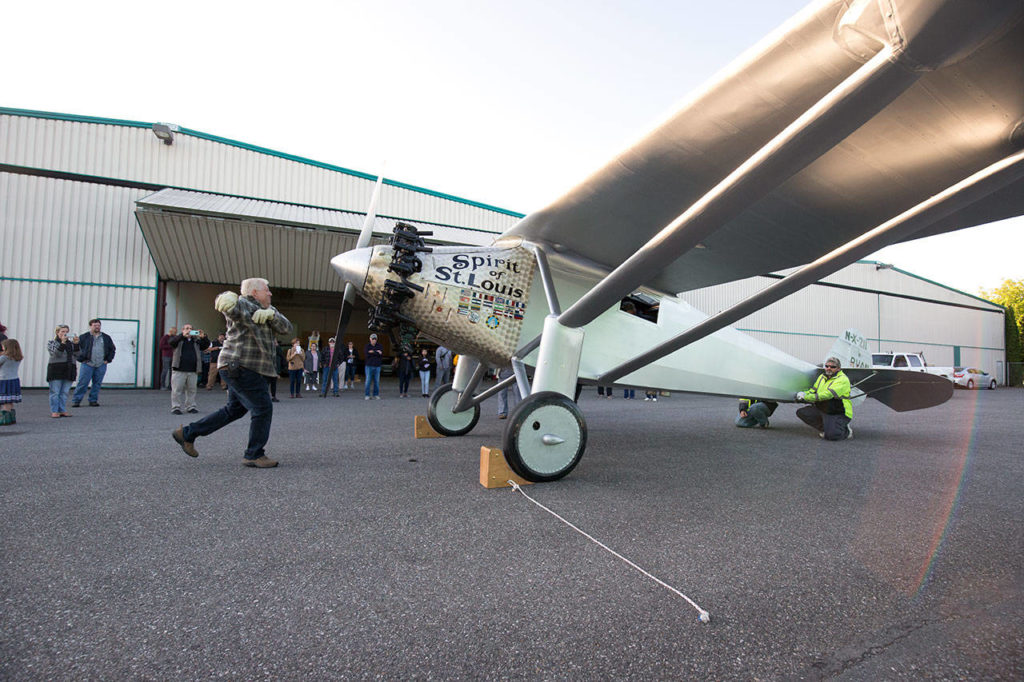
[{"left": 3, "top": 0, "right": 1020, "bottom": 297}]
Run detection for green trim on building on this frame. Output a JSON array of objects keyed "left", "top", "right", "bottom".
[
  {"left": 739, "top": 327, "right": 1003, "bottom": 353},
  {"left": 1, "top": 276, "right": 157, "bottom": 291},
  {"left": 1, "top": 107, "right": 526, "bottom": 219},
  {"left": 854, "top": 260, "right": 1000, "bottom": 307}
]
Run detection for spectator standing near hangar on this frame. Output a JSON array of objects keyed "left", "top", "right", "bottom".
[
  {"left": 320, "top": 338, "right": 340, "bottom": 397},
  {"left": 304, "top": 343, "right": 320, "bottom": 392},
  {"left": 267, "top": 345, "right": 284, "bottom": 402},
  {"left": 46, "top": 324, "right": 79, "bottom": 418},
  {"left": 158, "top": 326, "right": 176, "bottom": 389},
  {"left": 0, "top": 338, "right": 24, "bottom": 426},
  {"left": 169, "top": 324, "right": 210, "bottom": 415},
  {"left": 417, "top": 348, "right": 433, "bottom": 397},
  {"left": 286, "top": 338, "right": 304, "bottom": 398},
  {"left": 206, "top": 333, "right": 226, "bottom": 390},
  {"left": 435, "top": 346, "right": 454, "bottom": 386},
  {"left": 172, "top": 277, "right": 293, "bottom": 468},
  {"left": 795, "top": 356, "right": 853, "bottom": 440},
  {"left": 72, "top": 319, "right": 115, "bottom": 408},
  {"left": 343, "top": 341, "right": 359, "bottom": 390},
  {"left": 395, "top": 347, "right": 414, "bottom": 397},
  {"left": 496, "top": 366, "right": 521, "bottom": 419},
  {"left": 364, "top": 333, "right": 384, "bottom": 400}
]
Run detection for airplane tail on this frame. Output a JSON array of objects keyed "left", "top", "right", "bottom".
[
  {"left": 826, "top": 328, "right": 872, "bottom": 406},
  {"left": 826, "top": 328, "right": 872, "bottom": 369},
  {"left": 842, "top": 368, "right": 953, "bottom": 412},
  {"left": 823, "top": 328, "right": 952, "bottom": 411}
]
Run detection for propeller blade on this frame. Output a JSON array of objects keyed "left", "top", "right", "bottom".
[
  {"left": 356, "top": 168, "right": 386, "bottom": 249},
  {"left": 326, "top": 169, "right": 387, "bottom": 390}
]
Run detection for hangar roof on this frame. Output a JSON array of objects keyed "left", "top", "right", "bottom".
[{"left": 135, "top": 188, "right": 500, "bottom": 291}]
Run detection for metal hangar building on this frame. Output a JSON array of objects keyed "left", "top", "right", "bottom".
[{"left": 0, "top": 107, "right": 1006, "bottom": 388}]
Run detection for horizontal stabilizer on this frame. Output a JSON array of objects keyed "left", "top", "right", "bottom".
[{"left": 843, "top": 369, "right": 953, "bottom": 412}]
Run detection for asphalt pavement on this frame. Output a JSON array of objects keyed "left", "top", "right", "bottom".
[{"left": 1, "top": 379, "right": 1021, "bottom": 679}]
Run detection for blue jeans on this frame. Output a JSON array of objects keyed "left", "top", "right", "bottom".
[
  {"left": 796, "top": 405, "right": 851, "bottom": 440},
  {"left": 419, "top": 370, "right": 431, "bottom": 395},
  {"left": 364, "top": 365, "right": 381, "bottom": 397},
  {"left": 344, "top": 363, "right": 357, "bottom": 383},
  {"left": 288, "top": 369, "right": 302, "bottom": 395},
  {"left": 49, "top": 379, "right": 73, "bottom": 413},
  {"left": 735, "top": 401, "right": 771, "bottom": 428},
  {"left": 320, "top": 366, "right": 339, "bottom": 395},
  {"left": 73, "top": 363, "right": 107, "bottom": 404},
  {"left": 183, "top": 368, "right": 273, "bottom": 460}
]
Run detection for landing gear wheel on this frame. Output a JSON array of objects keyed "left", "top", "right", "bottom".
[
  {"left": 427, "top": 383, "right": 480, "bottom": 436},
  {"left": 503, "top": 392, "right": 587, "bottom": 482}
]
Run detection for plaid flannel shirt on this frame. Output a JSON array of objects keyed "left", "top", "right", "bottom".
[{"left": 216, "top": 294, "right": 293, "bottom": 377}]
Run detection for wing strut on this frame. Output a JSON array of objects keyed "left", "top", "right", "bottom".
[
  {"left": 557, "top": 45, "right": 916, "bottom": 330},
  {"left": 598, "top": 149, "right": 1024, "bottom": 384}
]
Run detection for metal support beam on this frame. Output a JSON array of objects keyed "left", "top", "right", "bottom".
[
  {"left": 455, "top": 373, "right": 517, "bottom": 411},
  {"left": 598, "top": 149, "right": 1024, "bottom": 383},
  {"left": 510, "top": 356, "right": 531, "bottom": 399},
  {"left": 453, "top": 359, "right": 490, "bottom": 413},
  {"left": 530, "top": 244, "right": 561, "bottom": 316},
  {"left": 558, "top": 45, "right": 916, "bottom": 329}
]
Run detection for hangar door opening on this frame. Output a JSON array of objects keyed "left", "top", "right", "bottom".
[{"left": 101, "top": 319, "right": 139, "bottom": 386}]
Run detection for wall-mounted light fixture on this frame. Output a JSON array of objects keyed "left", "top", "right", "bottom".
[{"left": 152, "top": 122, "right": 179, "bottom": 145}]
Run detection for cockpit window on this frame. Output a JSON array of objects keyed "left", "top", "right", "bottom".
[{"left": 620, "top": 293, "right": 659, "bottom": 323}]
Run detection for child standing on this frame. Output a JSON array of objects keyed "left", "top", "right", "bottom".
[{"left": 0, "top": 338, "right": 24, "bottom": 425}]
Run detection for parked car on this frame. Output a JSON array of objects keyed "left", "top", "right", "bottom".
[{"left": 951, "top": 367, "right": 997, "bottom": 390}]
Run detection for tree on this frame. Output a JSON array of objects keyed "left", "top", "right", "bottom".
[{"left": 980, "top": 279, "right": 1024, "bottom": 386}]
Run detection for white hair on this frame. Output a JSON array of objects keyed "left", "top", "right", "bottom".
[
  {"left": 240, "top": 278, "right": 269, "bottom": 296},
  {"left": 825, "top": 356, "right": 842, "bottom": 368}
]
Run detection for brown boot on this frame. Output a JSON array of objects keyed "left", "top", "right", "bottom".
[
  {"left": 172, "top": 427, "right": 199, "bottom": 457},
  {"left": 243, "top": 455, "right": 278, "bottom": 468}
]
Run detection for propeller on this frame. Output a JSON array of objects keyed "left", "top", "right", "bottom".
[{"left": 325, "top": 169, "right": 386, "bottom": 393}]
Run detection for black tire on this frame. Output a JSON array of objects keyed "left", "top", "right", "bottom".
[
  {"left": 989, "top": 380, "right": 997, "bottom": 390},
  {"left": 503, "top": 391, "right": 587, "bottom": 482},
  {"left": 967, "top": 379, "right": 974, "bottom": 390},
  {"left": 427, "top": 383, "right": 480, "bottom": 437}
]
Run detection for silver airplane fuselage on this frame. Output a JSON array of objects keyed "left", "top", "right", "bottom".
[{"left": 332, "top": 240, "right": 818, "bottom": 401}]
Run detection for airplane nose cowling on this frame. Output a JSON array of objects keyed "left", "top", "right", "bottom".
[{"left": 331, "top": 247, "right": 373, "bottom": 291}]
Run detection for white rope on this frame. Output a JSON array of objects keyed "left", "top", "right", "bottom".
[{"left": 507, "top": 481, "right": 710, "bottom": 623}]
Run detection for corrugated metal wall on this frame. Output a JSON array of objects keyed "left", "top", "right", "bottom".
[
  {"left": 679, "top": 262, "right": 1005, "bottom": 375},
  {"left": 1, "top": 280, "right": 156, "bottom": 390},
  {"left": 0, "top": 114, "right": 521, "bottom": 232},
  {"left": 1, "top": 173, "right": 156, "bottom": 284},
  {"left": 1, "top": 172, "right": 159, "bottom": 388}
]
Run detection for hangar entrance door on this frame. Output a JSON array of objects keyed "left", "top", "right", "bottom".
[{"left": 101, "top": 319, "right": 139, "bottom": 386}]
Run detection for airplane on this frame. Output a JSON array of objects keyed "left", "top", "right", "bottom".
[{"left": 326, "top": 0, "right": 1024, "bottom": 482}]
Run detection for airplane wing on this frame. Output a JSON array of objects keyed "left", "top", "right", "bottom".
[
  {"left": 502, "top": 0, "right": 1024, "bottom": 295},
  {"left": 844, "top": 368, "right": 953, "bottom": 411}
]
